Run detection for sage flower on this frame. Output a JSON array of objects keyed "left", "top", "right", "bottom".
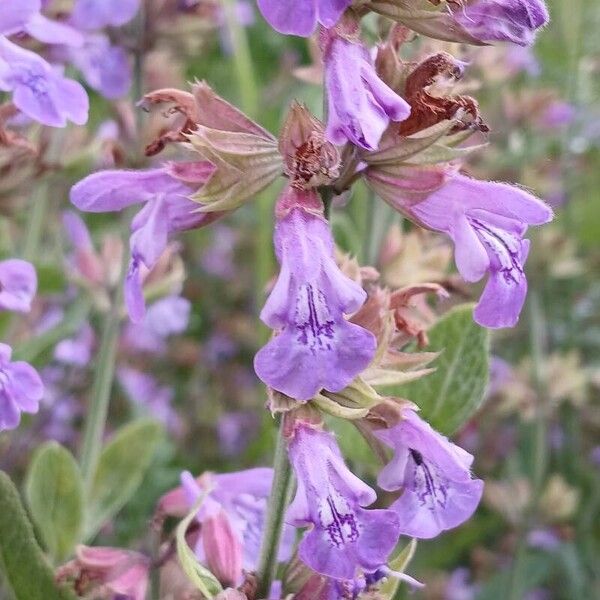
[
  {"left": 287, "top": 424, "right": 400, "bottom": 580},
  {"left": 257, "top": 0, "right": 352, "bottom": 36},
  {"left": 375, "top": 408, "right": 484, "bottom": 539},
  {"left": 0, "top": 343, "right": 44, "bottom": 432},
  {"left": 254, "top": 187, "right": 376, "bottom": 401}
]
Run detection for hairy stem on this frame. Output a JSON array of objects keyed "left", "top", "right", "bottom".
[{"left": 256, "top": 418, "right": 293, "bottom": 598}]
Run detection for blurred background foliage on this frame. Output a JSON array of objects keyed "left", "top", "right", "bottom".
[{"left": 0, "top": 0, "right": 599, "bottom": 598}]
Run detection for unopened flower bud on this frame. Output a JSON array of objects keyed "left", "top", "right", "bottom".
[{"left": 202, "top": 510, "right": 243, "bottom": 588}]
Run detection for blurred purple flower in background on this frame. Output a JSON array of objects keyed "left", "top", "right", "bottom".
[
  {"left": 118, "top": 367, "right": 182, "bottom": 435},
  {"left": 63, "top": 34, "right": 132, "bottom": 99},
  {"left": 54, "top": 323, "right": 95, "bottom": 367},
  {"left": 70, "top": 0, "right": 140, "bottom": 30},
  {"left": 375, "top": 408, "right": 484, "bottom": 539},
  {"left": 0, "top": 343, "right": 44, "bottom": 432},
  {"left": 0, "top": 259, "right": 37, "bottom": 313},
  {"left": 122, "top": 295, "right": 191, "bottom": 354},
  {"left": 0, "top": 37, "right": 88, "bottom": 127},
  {"left": 287, "top": 424, "right": 400, "bottom": 580}
]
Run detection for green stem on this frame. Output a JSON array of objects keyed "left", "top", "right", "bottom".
[
  {"left": 256, "top": 418, "right": 293, "bottom": 598},
  {"left": 222, "top": 0, "right": 258, "bottom": 118},
  {"left": 79, "top": 252, "right": 127, "bottom": 489},
  {"left": 22, "top": 182, "right": 49, "bottom": 262}
]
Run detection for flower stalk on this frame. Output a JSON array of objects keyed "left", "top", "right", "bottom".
[{"left": 255, "top": 417, "right": 293, "bottom": 599}]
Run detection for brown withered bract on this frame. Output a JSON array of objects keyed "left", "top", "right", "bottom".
[
  {"left": 279, "top": 103, "right": 340, "bottom": 189},
  {"left": 138, "top": 88, "right": 200, "bottom": 156},
  {"left": 396, "top": 52, "right": 489, "bottom": 136}
]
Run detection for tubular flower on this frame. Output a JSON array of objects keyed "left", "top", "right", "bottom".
[
  {"left": 322, "top": 30, "right": 411, "bottom": 151},
  {"left": 254, "top": 187, "right": 376, "bottom": 401},
  {"left": 374, "top": 407, "right": 484, "bottom": 539},
  {"left": 0, "top": 37, "right": 88, "bottom": 127},
  {"left": 287, "top": 423, "right": 401, "bottom": 580},
  {"left": 70, "top": 164, "right": 224, "bottom": 321},
  {"left": 408, "top": 173, "right": 553, "bottom": 328},
  {"left": 451, "top": 0, "right": 549, "bottom": 47}
]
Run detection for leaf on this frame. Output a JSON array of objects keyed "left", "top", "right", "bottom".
[
  {"left": 25, "top": 443, "right": 84, "bottom": 563},
  {"left": 0, "top": 471, "right": 78, "bottom": 600},
  {"left": 85, "top": 419, "right": 163, "bottom": 540},
  {"left": 175, "top": 495, "right": 223, "bottom": 599},
  {"left": 396, "top": 304, "right": 490, "bottom": 434}
]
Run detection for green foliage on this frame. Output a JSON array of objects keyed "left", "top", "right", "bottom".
[
  {"left": 397, "top": 304, "right": 490, "bottom": 435},
  {"left": 85, "top": 419, "right": 163, "bottom": 540},
  {"left": 0, "top": 471, "right": 77, "bottom": 600},
  {"left": 25, "top": 443, "right": 84, "bottom": 563}
]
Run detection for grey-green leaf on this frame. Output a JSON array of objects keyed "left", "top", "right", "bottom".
[
  {"left": 25, "top": 442, "right": 84, "bottom": 563},
  {"left": 85, "top": 419, "right": 163, "bottom": 540},
  {"left": 396, "top": 304, "right": 490, "bottom": 434},
  {"left": 0, "top": 471, "right": 78, "bottom": 600}
]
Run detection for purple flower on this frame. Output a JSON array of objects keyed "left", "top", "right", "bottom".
[
  {"left": 161, "top": 468, "right": 294, "bottom": 570},
  {"left": 452, "top": 0, "right": 549, "bottom": 47},
  {"left": 323, "top": 33, "right": 410, "bottom": 151},
  {"left": 122, "top": 295, "right": 191, "bottom": 353},
  {"left": 70, "top": 0, "right": 140, "bottom": 30},
  {"left": 407, "top": 173, "right": 553, "bottom": 328},
  {"left": 257, "top": 0, "right": 351, "bottom": 36},
  {"left": 64, "top": 34, "right": 131, "bottom": 99},
  {"left": 0, "top": 1, "right": 84, "bottom": 47},
  {"left": 118, "top": 368, "right": 182, "bottom": 435},
  {"left": 0, "top": 343, "right": 44, "bottom": 432},
  {"left": 287, "top": 424, "right": 400, "bottom": 580},
  {"left": 70, "top": 165, "right": 221, "bottom": 322},
  {"left": 254, "top": 188, "right": 375, "bottom": 401},
  {"left": 54, "top": 323, "right": 95, "bottom": 366},
  {"left": 0, "top": 259, "right": 37, "bottom": 313},
  {"left": 0, "top": 37, "right": 88, "bottom": 127},
  {"left": 375, "top": 408, "right": 484, "bottom": 539}
]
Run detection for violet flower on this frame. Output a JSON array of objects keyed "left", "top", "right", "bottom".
[
  {"left": 323, "top": 32, "right": 411, "bottom": 151},
  {"left": 287, "top": 424, "right": 400, "bottom": 580},
  {"left": 406, "top": 173, "right": 553, "bottom": 328},
  {"left": 452, "top": 0, "right": 549, "bottom": 47},
  {"left": 122, "top": 295, "right": 191, "bottom": 354},
  {"left": 0, "top": 37, "right": 88, "bottom": 127},
  {"left": 160, "top": 468, "right": 294, "bottom": 570},
  {"left": 254, "top": 187, "right": 376, "bottom": 401},
  {"left": 118, "top": 368, "right": 182, "bottom": 435},
  {"left": 0, "top": 343, "right": 44, "bottom": 432},
  {"left": 54, "top": 323, "right": 95, "bottom": 367},
  {"left": 375, "top": 408, "right": 484, "bottom": 539},
  {"left": 63, "top": 33, "right": 131, "bottom": 99},
  {"left": 70, "top": 0, "right": 140, "bottom": 30},
  {"left": 0, "top": 259, "right": 37, "bottom": 313},
  {"left": 0, "top": 1, "right": 84, "bottom": 47},
  {"left": 257, "top": 0, "right": 352, "bottom": 36},
  {"left": 70, "top": 165, "right": 221, "bottom": 322}
]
